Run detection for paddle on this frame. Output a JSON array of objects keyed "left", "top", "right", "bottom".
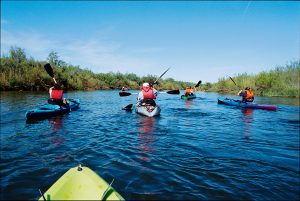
[
  {"left": 119, "top": 68, "right": 174, "bottom": 97},
  {"left": 159, "top": 89, "right": 180, "bottom": 94},
  {"left": 121, "top": 68, "right": 172, "bottom": 109},
  {"left": 229, "top": 76, "right": 243, "bottom": 93},
  {"left": 122, "top": 104, "right": 133, "bottom": 111},
  {"left": 194, "top": 80, "right": 202, "bottom": 88},
  {"left": 153, "top": 67, "right": 170, "bottom": 85},
  {"left": 119, "top": 89, "right": 179, "bottom": 97},
  {"left": 44, "top": 63, "right": 57, "bottom": 84},
  {"left": 229, "top": 76, "right": 238, "bottom": 87}
]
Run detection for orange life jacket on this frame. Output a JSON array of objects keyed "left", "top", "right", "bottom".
[
  {"left": 245, "top": 89, "right": 254, "bottom": 99},
  {"left": 185, "top": 88, "right": 191, "bottom": 94},
  {"left": 142, "top": 88, "right": 156, "bottom": 99},
  {"left": 50, "top": 89, "right": 63, "bottom": 99}
]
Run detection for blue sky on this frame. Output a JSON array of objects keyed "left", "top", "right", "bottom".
[{"left": 1, "top": 1, "right": 299, "bottom": 83}]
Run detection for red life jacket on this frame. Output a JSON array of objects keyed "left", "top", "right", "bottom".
[
  {"left": 50, "top": 89, "right": 63, "bottom": 99},
  {"left": 142, "top": 88, "right": 156, "bottom": 99}
]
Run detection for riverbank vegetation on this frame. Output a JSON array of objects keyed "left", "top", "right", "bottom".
[
  {"left": 1, "top": 46, "right": 299, "bottom": 97},
  {"left": 0, "top": 47, "right": 194, "bottom": 91},
  {"left": 202, "top": 61, "right": 299, "bottom": 97}
]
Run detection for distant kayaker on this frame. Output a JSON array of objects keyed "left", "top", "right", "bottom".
[
  {"left": 238, "top": 87, "right": 254, "bottom": 102},
  {"left": 185, "top": 86, "right": 194, "bottom": 96},
  {"left": 137, "top": 82, "right": 158, "bottom": 106},
  {"left": 49, "top": 83, "right": 68, "bottom": 106},
  {"left": 121, "top": 86, "right": 128, "bottom": 91}
]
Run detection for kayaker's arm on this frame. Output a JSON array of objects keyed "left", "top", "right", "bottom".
[
  {"left": 136, "top": 92, "right": 143, "bottom": 105},
  {"left": 153, "top": 88, "right": 158, "bottom": 97}
]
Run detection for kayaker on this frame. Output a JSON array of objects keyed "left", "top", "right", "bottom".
[
  {"left": 121, "top": 86, "right": 128, "bottom": 91},
  {"left": 48, "top": 83, "right": 68, "bottom": 106},
  {"left": 185, "top": 86, "right": 194, "bottom": 96},
  {"left": 238, "top": 87, "right": 254, "bottom": 102},
  {"left": 137, "top": 82, "right": 158, "bottom": 106}
]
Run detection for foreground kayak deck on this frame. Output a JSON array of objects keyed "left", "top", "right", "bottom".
[
  {"left": 181, "top": 93, "right": 196, "bottom": 100},
  {"left": 218, "top": 98, "right": 277, "bottom": 111},
  {"left": 39, "top": 166, "right": 124, "bottom": 201},
  {"left": 136, "top": 105, "right": 161, "bottom": 117},
  {"left": 26, "top": 99, "right": 80, "bottom": 120}
]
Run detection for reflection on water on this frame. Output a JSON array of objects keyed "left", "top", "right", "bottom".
[
  {"left": 184, "top": 99, "right": 194, "bottom": 108},
  {"left": 241, "top": 109, "right": 253, "bottom": 139},
  {"left": 137, "top": 117, "right": 157, "bottom": 161},
  {"left": 49, "top": 117, "right": 65, "bottom": 146}
]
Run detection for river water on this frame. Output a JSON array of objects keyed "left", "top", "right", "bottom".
[{"left": 1, "top": 91, "right": 299, "bottom": 200}]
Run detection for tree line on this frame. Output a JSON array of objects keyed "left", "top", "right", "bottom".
[
  {"left": 0, "top": 47, "right": 195, "bottom": 91},
  {"left": 1, "top": 46, "right": 299, "bottom": 97},
  {"left": 201, "top": 61, "right": 300, "bottom": 97}
]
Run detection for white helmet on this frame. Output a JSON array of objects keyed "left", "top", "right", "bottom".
[{"left": 142, "top": 83, "right": 150, "bottom": 87}]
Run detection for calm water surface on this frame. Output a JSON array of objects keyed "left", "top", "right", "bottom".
[{"left": 1, "top": 91, "right": 299, "bottom": 200}]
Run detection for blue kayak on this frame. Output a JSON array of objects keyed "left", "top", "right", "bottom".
[
  {"left": 26, "top": 99, "right": 80, "bottom": 120},
  {"left": 218, "top": 98, "right": 277, "bottom": 111}
]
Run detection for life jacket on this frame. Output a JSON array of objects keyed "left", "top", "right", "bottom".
[
  {"left": 185, "top": 88, "right": 191, "bottom": 94},
  {"left": 50, "top": 89, "right": 63, "bottom": 99},
  {"left": 245, "top": 89, "right": 254, "bottom": 99},
  {"left": 142, "top": 88, "right": 156, "bottom": 99}
]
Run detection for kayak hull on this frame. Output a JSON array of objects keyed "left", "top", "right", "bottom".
[
  {"left": 181, "top": 94, "right": 196, "bottom": 100},
  {"left": 39, "top": 166, "right": 124, "bottom": 201},
  {"left": 136, "top": 105, "right": 161, "bottom": 117},
  {"left": 119, "top": 91, "right": 131, "bottom": 97},
  {"left": 218, "top": 98, "right": 277, "bottom": 111},
  {"left": 26, "top": 99, "right": 80, "bottom": 120}
]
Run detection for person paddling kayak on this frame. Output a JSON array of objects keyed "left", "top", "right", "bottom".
[
  {"left": 121, "top": 86, "right": 128, "bottom": 91},
  {"left": 48, "top": 83, "right": 68, "bottom": 106},
  {"left": 238, "top": 87, "right": 254, "bottom": 102},
  {"left": 185, "top": 86, "right": 194, "bottom": 96},
  {"left": 136, "top": 82, "right": 161, "bottom": 117},
  {"left": 137, "top": 82, "right": 158, "bottom": 106}
]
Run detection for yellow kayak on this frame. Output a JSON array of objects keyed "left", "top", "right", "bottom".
[{"left": 39, "top": 165, "right": 125, "bottom": 201}]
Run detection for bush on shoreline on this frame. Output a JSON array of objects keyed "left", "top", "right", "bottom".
[{"left": 1, "top": 46, "right": 299, "bottom": 97}]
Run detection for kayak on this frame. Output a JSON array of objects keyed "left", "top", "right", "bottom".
[
  {"left": 136, "top": 104, "right": 161, "bottom": 117},
  {"left": 39, "top": 165, "right": 124, "bottom": 201},
  {"left": 136, "top": 99, "right": 161, "bottom": 117},
  {"left": 119, "top": 91, "right": 131, "bottom": 97},
  {"left": 136, "top": 105, "right": 161, "bottom": 117},
  {"left": 181, "top": 93, "right": 196, "bottom": 100},
  {"left": 217, "top": 98, "right": 277, "bottom": 111},
  {"left": 26, "top": 99, "right": 80, "bottom": 120}
]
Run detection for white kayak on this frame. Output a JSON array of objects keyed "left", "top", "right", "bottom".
[{"left": 136, "top": 104, "right": 161, "bottom": 117}]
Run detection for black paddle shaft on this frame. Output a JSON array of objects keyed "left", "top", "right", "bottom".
[
  {"left": 153, "top": 68, "right": 170, "bottom": 85},
  {"left": 229, "top": 76, "right": 237, "bottom": 86}
]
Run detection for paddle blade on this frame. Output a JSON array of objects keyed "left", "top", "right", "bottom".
[
  {"left": 195, "top": 80, "right": 202, "bottom": 88},
  {"left": 167, "top": 90, "right": 180, "bottom": 95},
  {"left": 119, "top": 91, "right": 131, "bottom": 97},
  {"left": 123, "top": 104, "right": 133, "bottom": 111},
  {"left": 44, "top": 63, "right": 54, "bottom": 78}
]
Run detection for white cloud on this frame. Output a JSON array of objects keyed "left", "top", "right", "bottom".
[
  {"left": 0, "top": 29, "right": 161, "bottom": 77},
  {"left": 1, "top": 29, "right": 57, "bottom": 59}
]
